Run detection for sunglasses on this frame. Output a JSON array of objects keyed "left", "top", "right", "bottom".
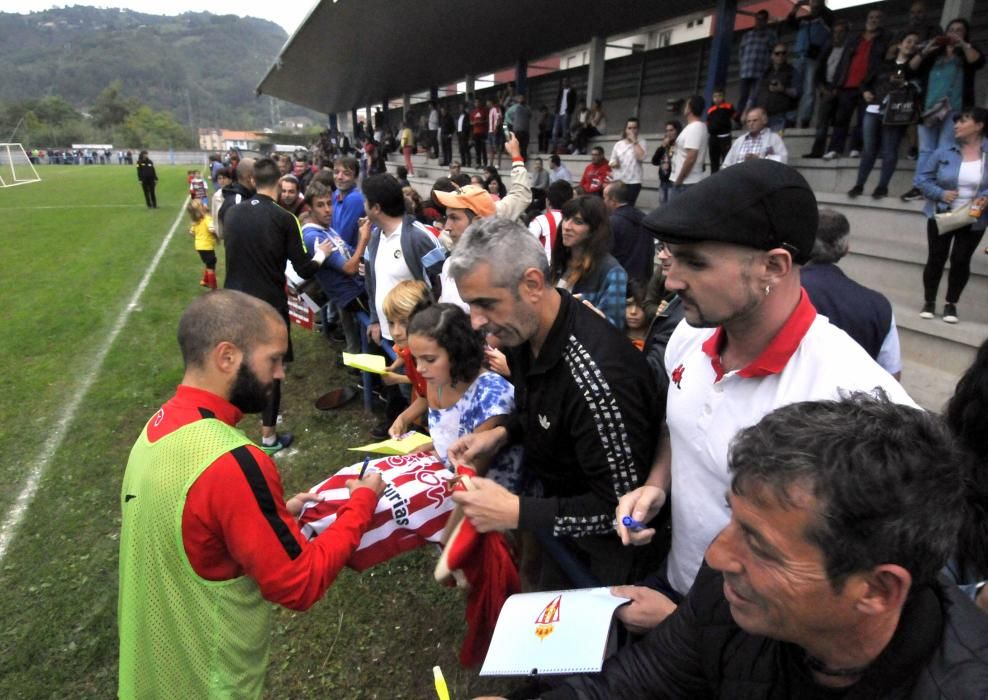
[{"left": 773, "top": 51, "right": 787, "bottom": 55}]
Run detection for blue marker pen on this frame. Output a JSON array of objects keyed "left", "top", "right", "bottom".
[
  {"left": 622, "top": 515, "right": 646, "bottom": 532},
  {"left": 357, "top": 455, "right": 371, "bottom": 479}
]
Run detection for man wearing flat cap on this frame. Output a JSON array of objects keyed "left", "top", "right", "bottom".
[{"left": 611, "top": 159, "right": 915, "bottom": 633}]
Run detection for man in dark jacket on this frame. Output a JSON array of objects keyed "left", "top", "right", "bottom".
[
  {"left": 604, "top": 180, "right": 653, "bottom": 286},
  {"left": 801, "top": 209, "right": 901, "bottom": 378},
  {"left": 447, "top": 217, "right": 663, "bottom": 590},
  {"left": 806, "top": 19, "right": 851, "bottom": 157},
  {"left": 223, "top": 157, "right": 332, "bottom": 454},
  {"left": 551, "top": 78, "right": 579, "bottom": 154},
  {"left": 755, "top": 42, "right": 799, "bottom": 131},
  {"left": 539, "top": 395, "right": 988, "bottom": 699},
  {"left": 827, "top": 7, "right": 891, "bottom": 158},
  {"left": 218, "top": 158, "right": 255, "bottom": 227}
]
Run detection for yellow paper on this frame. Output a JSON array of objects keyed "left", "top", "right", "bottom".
[
  {"left": 348, "top": 431, "right": 433, "bottom": 455},
  {"left": 342, "top": 352, "right": 388, "bottom": 374}
]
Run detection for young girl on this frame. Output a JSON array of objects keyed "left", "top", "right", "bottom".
[
  {"left": 186, "top": 199, "right": 217, "bottom": 289},
  {"left": 550, "top": 194, "right": 628, "bottom": 329},
  {"left": 625, "top": 281, "right": 648, "bottom": 350},
  {"left": 383, "top": 281, "right": 433, "bottom": 437},
  {"left": 403, "top": 304, "right": 522, "bottom": 487}
]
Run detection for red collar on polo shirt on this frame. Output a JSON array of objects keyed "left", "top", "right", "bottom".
[{"left": 701, "top": 289, "right": 817, "bottom": 382}]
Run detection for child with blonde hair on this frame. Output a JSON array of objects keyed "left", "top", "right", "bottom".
[
  {"left": 382, "top": 280, "right": 434, "bottom": 436},
  {"left": 186, "top": 198, "right": 217, "bottom": 289}
]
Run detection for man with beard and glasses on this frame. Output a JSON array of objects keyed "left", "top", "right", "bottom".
[
  {"left": 610, "top": 160, "right": 913, "bottom": 636},
  {"left": 444, "top": 217, "right": 664, "bottom": 590},
  {"left": 118, "top": 290, "right": 384, "bottom": 699}
]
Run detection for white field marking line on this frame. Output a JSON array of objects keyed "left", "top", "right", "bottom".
[
  {"left": 0, "top": 201, "right": 187, "bottom": 564},
  {"left": 0, "top": 204, "right": 149, "bottom": 211}
]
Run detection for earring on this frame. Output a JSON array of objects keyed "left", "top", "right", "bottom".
[{"left": 764, "top": 285, "right": 771, "bottom": 296}]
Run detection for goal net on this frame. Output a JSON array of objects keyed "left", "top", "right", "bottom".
[{"left": 0, "top": 143, "right": 42, "bottom": 188}]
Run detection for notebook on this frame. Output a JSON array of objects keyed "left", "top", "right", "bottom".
[{"left": 480, "top": 587, "right": 629, "bottom": 676}]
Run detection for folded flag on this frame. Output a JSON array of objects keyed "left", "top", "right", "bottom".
[{"left": 297, "top": 453, "right": 456, "bottom": 571}]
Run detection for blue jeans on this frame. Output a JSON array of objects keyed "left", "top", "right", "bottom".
[
  {"left": 856, "top": 112, "right": 906, "bottom": 190},
  {"left": 794, "top": 55, "right": 818, "bottom": 125},
  {"left": 660, "top": 182, "right": 671, "bottom": 203},
  {"left": 918, "top": 109, "right": 956, "bottom": 172},
  {"left": 550, "top": 113, "right": 569, "bottom": 152},
  {"left": 767, "top": 113, "right": 787, "bottom": 133}
]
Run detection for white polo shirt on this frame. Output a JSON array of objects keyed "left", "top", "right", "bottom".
[
  {"left": 373, "top": 222, "right": 412, "bottom": 341},
  {"left": 664, "top": 292, "right": 917, "bottom": 595}
]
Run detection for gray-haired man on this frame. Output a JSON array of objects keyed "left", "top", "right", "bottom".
[{"left": 446, "top": 217, "right": 664, "bottom": 589}]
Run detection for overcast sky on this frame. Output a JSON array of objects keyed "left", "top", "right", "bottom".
[{"left": 4, "top": 1, "right": 314, "bottom": 35}]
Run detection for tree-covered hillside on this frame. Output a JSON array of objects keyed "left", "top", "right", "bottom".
[{"left": 0, "top": 6, "right": 309, "bottom": 130}]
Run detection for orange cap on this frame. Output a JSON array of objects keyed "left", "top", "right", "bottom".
[{"left": 433, "top": 185, "right": 496, "bottom": 218}]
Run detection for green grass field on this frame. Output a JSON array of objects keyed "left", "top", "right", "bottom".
[{"left": 0, "top": 166, "right": 510, "bottom": 698}]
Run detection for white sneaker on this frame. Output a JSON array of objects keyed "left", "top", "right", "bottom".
[
  {"left": 943, "top": 303, "right": 959, "bottom": 324},
  {"left": 849, "top": 150, "right": 861, "bottom": 157},
  {"left": 823, "top": 151, "right": 838, "bottom": 160}
]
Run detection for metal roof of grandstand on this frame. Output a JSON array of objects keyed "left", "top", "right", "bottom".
[{"left": 257, "top": 0, "right": 716, "bottom": 114}]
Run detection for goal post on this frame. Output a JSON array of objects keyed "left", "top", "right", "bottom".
[{"left": 0, "top": 143, "right": 42, "bottom": 188}]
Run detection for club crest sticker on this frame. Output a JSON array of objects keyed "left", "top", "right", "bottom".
[
  {"left": 534, "top": 594, "right": 562, "bottom": 640},
  {"left": 671, "top": 363, "right": 685, "bottom": 389}
]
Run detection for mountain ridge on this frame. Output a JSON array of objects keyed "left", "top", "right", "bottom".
[{"left": 0, "top": 6, "right": 308, "bottom": 129}]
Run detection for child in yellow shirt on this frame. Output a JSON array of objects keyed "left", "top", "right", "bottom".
[{"left": 187, "top": 199, "right": 217, "bottom": 289}]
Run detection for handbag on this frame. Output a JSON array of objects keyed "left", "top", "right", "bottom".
[
  {"left": 934, "top": 205, "right": 978, "bottom": 235},
  {"left": 882, "top": 85, "right": 919, "bottom": 126},
  {"left": 921, "top": 97, "right": 951, "bottom": 128},
  {"left": 921, "top": 64, "right": 962, "bottom": 128},
  {"left": 934, "top": 153, "right": 988, "bottom": 234}
]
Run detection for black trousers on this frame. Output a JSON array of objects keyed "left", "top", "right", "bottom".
[
  {"left": 197, "top": 250, "right": 217, "bottom": 269},
  {"left": 924, "top": 219, "right": 986, "bottom": 304},
  {"left": 457, "top": 134, "right": 471, "bottom": 166},
  {"left": 140, "top": 180, "right": 157, "bottom": 208},
  {"left": 441, "top": 134, "right": 453, "bottom": 165},
  {"left": 707, "top": 134, "right": 731, "bottom": 173},
  {"left": 810, "top": 89, "right": 840, "bottom": 156},
  {"left": 473, "top": 135, "right": 488, "bottom": 166}
]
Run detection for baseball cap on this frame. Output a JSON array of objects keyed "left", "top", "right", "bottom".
[{"left": 432, "top": 185, "right": 496, "bottom": 218}]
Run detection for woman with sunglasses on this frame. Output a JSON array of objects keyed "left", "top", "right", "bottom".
[
  {"left": 755, "top": 42, "right": 798, "bottom": 132},
  {"left": 914, "top": 107, "right": 988, "bottom": 324},
  {"left": 550, "top": 195, "right": 628, "bottom": 329}
]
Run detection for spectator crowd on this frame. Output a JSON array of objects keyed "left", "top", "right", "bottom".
[{"left": 116, "top": 2, "right": 988, "bottom": 698}]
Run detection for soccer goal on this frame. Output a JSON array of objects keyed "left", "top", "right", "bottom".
[{"left": 0, "top": 143, "right": 42, "bottom": 188}]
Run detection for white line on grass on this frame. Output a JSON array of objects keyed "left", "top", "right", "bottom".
[
  {"left": 0, "top": 202, "right": 187, "bottom": 564},
  {"left": 0, "top": 204, "right": 149, "bottom": 211}
]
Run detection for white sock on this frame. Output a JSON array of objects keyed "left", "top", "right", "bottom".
[{"left": 262, "top": 434, "right": 277, "bottom": 446}]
